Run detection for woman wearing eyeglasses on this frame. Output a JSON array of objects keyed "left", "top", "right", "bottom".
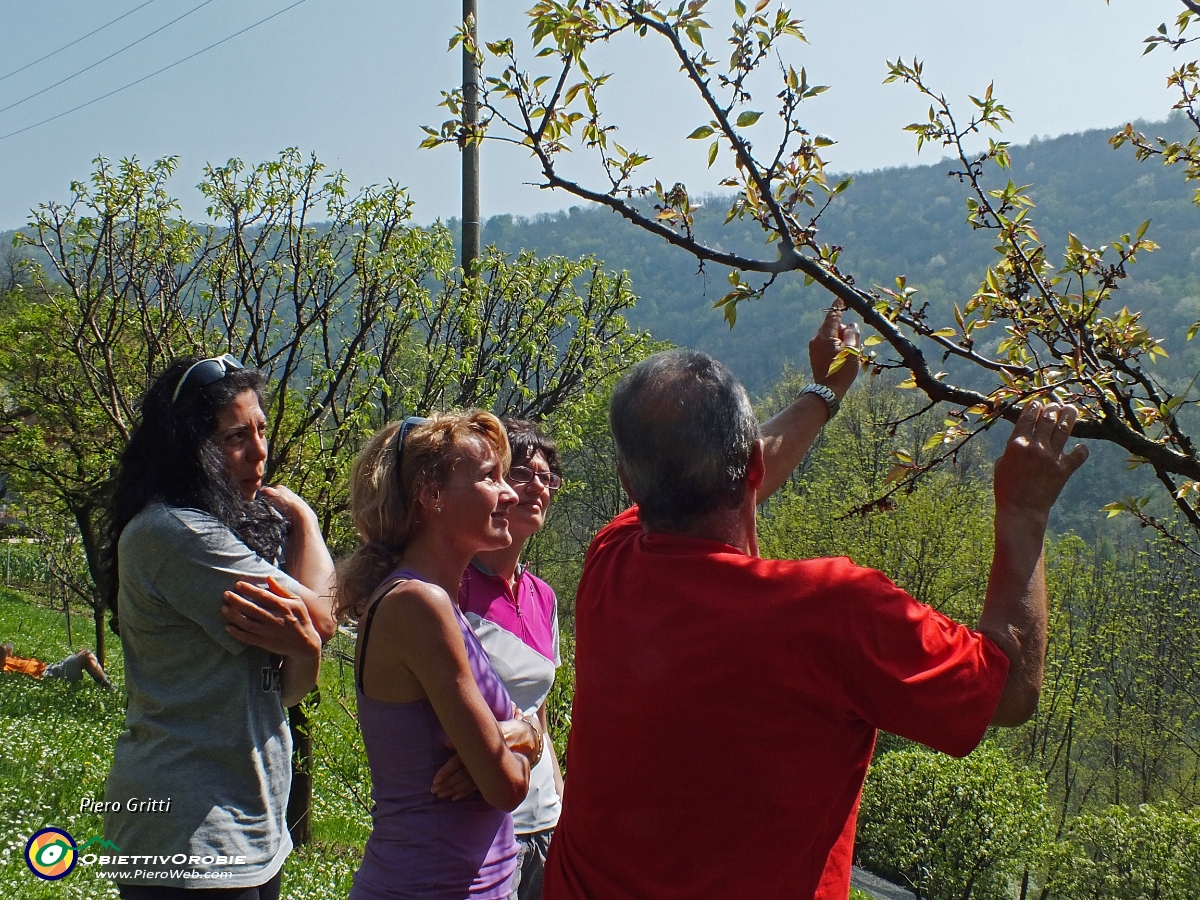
[
  {"left": 437, "top": 420, "right": 565, "bottom": 900},
  {"left": 101, "top": 355, "right": 336, "bottom": 900},
  {"left": 337, "top": 413, "right": 544, "bottom": 900}
]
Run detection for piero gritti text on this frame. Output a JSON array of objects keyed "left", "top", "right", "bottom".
[{"left": 80, "top": 797, "right": 172, "bottom": 813}]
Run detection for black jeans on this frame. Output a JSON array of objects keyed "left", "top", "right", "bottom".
[{"left": 116, "top": 871, "right": 281, "bottom": 900}]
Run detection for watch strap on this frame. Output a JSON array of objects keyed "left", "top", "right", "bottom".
[{"left": 798, "top": 382, "right": 840, "bottom": 420}]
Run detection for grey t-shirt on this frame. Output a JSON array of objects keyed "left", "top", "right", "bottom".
[{"left": 103, "top": 503, "right": 302, "bottom": 889}]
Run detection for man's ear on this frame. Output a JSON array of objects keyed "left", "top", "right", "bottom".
[
  {"left": 616, "top": 464, "right": 640, "bottom": 503},
  {"left": 747, "top": 440, "right": 766, "bottom": 494}
]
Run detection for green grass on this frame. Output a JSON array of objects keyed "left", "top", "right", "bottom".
[
  {"left": 0, "top": 587, "right": 124, "bottom": 898},
  {"left": 850, "top": 889, "right": 874, "bottom": 900},
  {"left": 0, "top": 586, "right": 586, "bottom": 898},
  {"left": 0, "top": 588, "right": 368, "bottom": 898}
]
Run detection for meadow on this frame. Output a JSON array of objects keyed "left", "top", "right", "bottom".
[{"left": 0, "top": 585, "right": 365, "bottom": 899}]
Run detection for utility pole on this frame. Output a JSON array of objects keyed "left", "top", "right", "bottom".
[{"left": 461, "top": 0, "right": 481, "bottom": 275}]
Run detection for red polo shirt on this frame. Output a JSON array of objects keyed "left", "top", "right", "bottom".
[{"left": 545, "top": 507, "right": 1008, "bottom": 900}]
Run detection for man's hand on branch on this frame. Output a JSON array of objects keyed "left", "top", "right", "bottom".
[
  {"left": 994, "top": 402, "right": 1090, "bottom": 526},
  {"left": 756, "top": 303, "right": 862, "bottom": 502},
  {"left": 809, "top": 301, "right": 861, "bottom": 402}
]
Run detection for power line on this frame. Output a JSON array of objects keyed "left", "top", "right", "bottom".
[
  {"left": 0, "top": 0, "right": 219, "bottom": 116},
  {"left": 0, "top": 0, "right": 162, "bottom": 84},
  {"left": 0, "top": 0, "right": 312, "bottom": 143}
]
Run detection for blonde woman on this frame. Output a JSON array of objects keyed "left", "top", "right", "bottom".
[{"left": 338, "top": 412, "right": 544, "bottom": 900}]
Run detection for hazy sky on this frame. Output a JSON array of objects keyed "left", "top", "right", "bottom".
[{"left": 0, "top": 0, "right": 1188, "bottom": 230}]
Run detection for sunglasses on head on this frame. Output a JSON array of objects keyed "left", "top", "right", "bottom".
[
  {"left": 393, "top": 416, "right": 429, "bottom": 501},
  {"left": 171, "top": 354, "right": 245, "bottom": 404}
]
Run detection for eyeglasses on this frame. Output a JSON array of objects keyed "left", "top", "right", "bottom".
[
  {"left": 393, "top": 416, "right": 429, "bottom": 502},
  {"left": 508, "top": 465, "right": 562, "bottom": 491},
  {"left": 171, "top": 354, "right": 245, "bottom": 404}
]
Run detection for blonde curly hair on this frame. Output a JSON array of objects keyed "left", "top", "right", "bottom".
[{"left": 335, "top": 410, "right": 510, "bottom": 621}]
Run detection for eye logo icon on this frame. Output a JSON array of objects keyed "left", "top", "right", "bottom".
[{"left": 25, "top": 827, "right": 78, "bottom": 880}]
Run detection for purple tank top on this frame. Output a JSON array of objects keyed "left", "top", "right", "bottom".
[{"left": 350, "top": 570, "right": 517, "bottom": 900}]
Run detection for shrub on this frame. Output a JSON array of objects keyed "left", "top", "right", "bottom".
[
  {"left": 856, "top": 743, "right": 1049, "bottom": 900},
  {"left": 1046, "top": 802, "right": 1200, "bottom": 900}
]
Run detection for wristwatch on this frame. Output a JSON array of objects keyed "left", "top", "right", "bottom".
[{"left": 798, "top": 382, "right": 840, "bottom": 421}]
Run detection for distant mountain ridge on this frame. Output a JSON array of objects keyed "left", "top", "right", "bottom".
[
  {"left": 5, "top": 119, "right": 1196, "bottom": 535},
  {"left": 6, "top": 116, "right": 1197, "bottom": 397},
  {"left": 475, "top": 115, "right": 1200, "bottom": 394}
]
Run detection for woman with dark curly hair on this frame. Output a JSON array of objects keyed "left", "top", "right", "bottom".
[{"left": 101, "top": 354, "right": 335, "bottom": 900}]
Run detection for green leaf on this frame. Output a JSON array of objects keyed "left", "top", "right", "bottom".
[
  {"left": 735, "top": 110, "right": 763, "bottom": 128},
  {"left": 687, "top": 125, "right": 715, "bottom": 140},
  {"left": 826, "top": 347, "right": 858, "bottom": 375},
  {"left": 708, "top": 140, "right": 719, "bottom": 168}
]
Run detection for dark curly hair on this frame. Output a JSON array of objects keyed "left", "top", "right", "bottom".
[
  {"left": 102, "top": 357, "right": 288, "bottom": 631},
  {"left": 502, "top": 418, "right": 561, "bottom": 476}
]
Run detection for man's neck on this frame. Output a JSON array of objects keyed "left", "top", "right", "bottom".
[{"left": 644, "top": 504, "right": 758, "bottom": 557}]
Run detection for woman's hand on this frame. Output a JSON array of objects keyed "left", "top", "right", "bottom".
[
  {"left": 259, "top": 485, "right": 318, "bottom": 528},
  {"left": 430, "top": 748, "right": 479, "bottom": 801},
  {"left": 223, "top": 576, "right": 321, "bottom": 657},
  {"left": 223, "top": 576, "right": 321, "bottom": 707},
  {"left": 258, "top": 486, "right": 337, "bottom": 642},
  {"left": 431, "top": 717, "right": 540, "bottom": 801}
]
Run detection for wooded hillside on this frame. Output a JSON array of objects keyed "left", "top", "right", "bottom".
[{"left": 476, "top": 115, "right": 1200, "bottom": 394}]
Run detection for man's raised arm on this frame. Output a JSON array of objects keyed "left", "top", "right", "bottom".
[
  {"left": 980, "top": 402, "right": 1089, "bottom": 727},
  {"left": 757, "top": 303, "right": 861, "bottom": 502}
]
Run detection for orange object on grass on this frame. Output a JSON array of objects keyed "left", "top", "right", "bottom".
[{"left": 2, "top": 653, "right": 47, "bottom": 678}]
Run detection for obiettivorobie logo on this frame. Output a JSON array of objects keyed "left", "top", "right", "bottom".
[
  {"left": 25, "top": 828, "right": 85, "bottom": 880},
  {"left": 24, "top": 826, "right": 249, "bottom": 883},
  {"left": 24, "top": 830, "right": 121, "bottom": 881}
]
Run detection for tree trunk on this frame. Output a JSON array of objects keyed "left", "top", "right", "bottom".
[
  {"left": 74, "top": 503, "right": 109, "bottom": 666},
  {"left": 93, "top": 602, "right": 106, "bottom": 667},
  {"left": 287, "top": 699, "right": 314, "bottom": 846}
]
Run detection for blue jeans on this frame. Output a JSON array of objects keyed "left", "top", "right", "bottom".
[{"left": 509, "top": 828, "right": 554, "bottom": 900}]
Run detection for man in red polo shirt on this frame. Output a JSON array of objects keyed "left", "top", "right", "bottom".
[{"left": 544, "top": 305, "right": 1088, "bottom": 899}]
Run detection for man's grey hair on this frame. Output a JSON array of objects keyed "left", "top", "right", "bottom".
[{"left": 610, "top": 349, "right": 759, "bottom": 531}]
